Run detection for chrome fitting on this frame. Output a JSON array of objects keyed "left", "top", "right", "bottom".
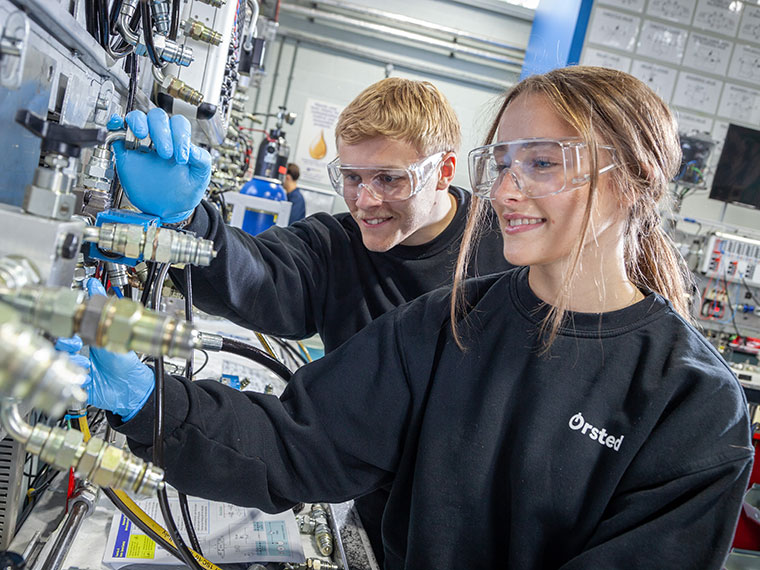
[
  {"left": 0, "top": 285, "right": 202, "bottom": 360},
  {"left": 135, "top": 36, "right": 193, "bottom": 67},
  {"left": 151, "top": 0, "right": 171, "bottom": 35},
  {"left": 198, "top": 331, "right": 223, "bottom": 352},
  {"left": 0, "top": 256, "right": 40, "bottom": 290},
  {"left": 23, "top": 154, "right": 77, "bottom": 220},
  {"left": 83, "top": 223, "right": 216, "bottom": 266},
  {"left": 184, "top": 19, "right": 223, "bottom": 45},
  {"left": 75, "top": 293, "right": 201, "bottom": 359},
  {"left": 105, "top": 262, "right": 129, "bottom": 288},
  {"left": 0, "top": 307, "right": 87, "bottom": 417},
  {"left": 23, "top": 421, "right": 164, "bottom": 495}
]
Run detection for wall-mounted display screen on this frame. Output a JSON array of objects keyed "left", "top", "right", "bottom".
[{"left": 709, "top": 123, "right": 760, "bottom": 209}]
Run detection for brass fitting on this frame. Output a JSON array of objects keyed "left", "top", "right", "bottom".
[
  {"left": 167, "top": 77, "right": 204, "bottom": 106},
  {"left": 184, "top": 19, "right": 223, "bottom": 45}
]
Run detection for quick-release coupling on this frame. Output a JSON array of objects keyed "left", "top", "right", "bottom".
[
  {"left": 1, "top": 402, "right": 163, "bottom": 495},
  {"left": 134, "top": 36, "right": 193, "bottom": 67},
  {"left": 83, "top": 224, "right": 216, "bottom": 266},
  {"left": 151, "top": 0, "right": 171, "bottom": 35},
  {"left": 0, "top": 285, "right": 202, "bottom": 360},
  {"left": 0, "top": 303, "right": 86, "bottom": 417}
]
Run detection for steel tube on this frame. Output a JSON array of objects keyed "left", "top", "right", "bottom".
[{"left": 39, "top": 501, "right": 89, "bottom": 570}]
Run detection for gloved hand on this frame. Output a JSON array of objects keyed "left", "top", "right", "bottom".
[
  {"left": 56, "top": 279, "right": 155, "bottom": 421},
  {"left": 108, "top": 109, "right": 212, "bottom": 224}
]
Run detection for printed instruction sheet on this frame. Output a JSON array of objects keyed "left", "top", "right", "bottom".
[{"left": 103, "top": 497, "right": 304, "bottom": 567}]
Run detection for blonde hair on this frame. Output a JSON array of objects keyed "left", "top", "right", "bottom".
[
  {"left": 335, "top": 77, "right": 461, "bottom": 155},
  {"left": 452, "top": 66, "right": 695, "bottom": 350}
]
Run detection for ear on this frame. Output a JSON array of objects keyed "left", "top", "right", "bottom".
[{"left": 436, "top": 152, "right": 457, "bottom": 190}]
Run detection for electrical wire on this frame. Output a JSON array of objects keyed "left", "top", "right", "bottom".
[{"left": 221, "top": 337, "right": 293, "bottom": 382}]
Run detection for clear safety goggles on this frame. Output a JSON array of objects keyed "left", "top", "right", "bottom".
[
  {"left": 326, "top": 152, "right": 445, "bottom": 202},
  {"left": 468, "top": 138, "right": 616, "bottom": 199}
]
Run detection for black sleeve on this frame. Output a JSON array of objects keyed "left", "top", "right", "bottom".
[
  {"left": 170, "top": 201, "right": 337, "bottom": 339},
  {"left": 559, "top": 457, "right": 751, "bottom": 569},
  {"left": 112, "top": 298, "right": 439, "bottom": 512},
  {"left": 560, "top": 359, "right": 753, "bottom": 570}
]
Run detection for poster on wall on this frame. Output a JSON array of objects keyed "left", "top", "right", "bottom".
[
  {"left": 587, "top": 9, "right": 641, "bottom": 51},
  {"left": 647, "top": 0, "right": 696, "bottom": 25},
  {"left": 671, "top": 73, "right": 723, "bottom": 114},
  {"left": 293, "top": 98, "right": 345, "bottom": 187},
  {"left": 630, "top": 60, "right": 678, "bottom": 101},
  {"left": 581, "top": 48, "right": 632, "bottom": 72},
  {"left": 674, "top": 109, "right": 714, "bottom": 135},
  {"left": 693, "top": 0, "right": 743, "bottom": 38},
  {"left": 636, "top": 20, "right": 688, "bottom": 64},
  {"left": 717, "top": 83, "right": 760, "bottom": 124},
  {"left": 681, "top": 33, "right": 732, "bottom": 75},
  {"left": 728, "top": 43, "right": 760, "bottom": 86},
  {"left": 596, "top": 0, "right": 645, "bottom": 11},
  {"left": 739, "top": 4, "right": 760, "bottom": 43}
]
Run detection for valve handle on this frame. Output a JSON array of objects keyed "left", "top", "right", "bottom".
[{"left": 15, "top": 110, "right": 106, "bottom": 158}]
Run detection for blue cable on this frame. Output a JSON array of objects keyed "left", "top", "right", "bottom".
[{"left": 112, "top": 286, "right": 124, "bottom": 299}]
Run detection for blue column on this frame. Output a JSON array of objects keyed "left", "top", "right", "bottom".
[{"left": 521, "top": 0, "right": 594, "bottom": 80}]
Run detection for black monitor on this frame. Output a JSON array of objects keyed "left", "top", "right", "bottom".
[{"left": 709, "top": 124, "right": 760, "bottom": 209}]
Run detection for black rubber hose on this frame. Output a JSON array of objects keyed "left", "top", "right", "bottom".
[
  {"left": 169, "top": 0, "right": 180, "bottom": 40},
  {"left": 139, "top": 0, "right": 162, "bottom": 67},
  {"left": 151, "top": 266, "right": 203, "bottom": 569},
  {"left": 220, "top": 337, "right": 293, "bottom": 382},
  {"left": 179, "top": 265, "right": 204, "bottom": 555}
]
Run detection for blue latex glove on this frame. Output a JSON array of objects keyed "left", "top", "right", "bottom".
[
  {"left": 56, "top": 279, "right": 155, "bottom": 421},
  {"left": 108, "top": 109, "right": 212, "bottom": 224}
]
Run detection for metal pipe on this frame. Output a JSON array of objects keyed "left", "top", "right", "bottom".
[
  {"left": 282, "top": 41, "right": 299, "bottom": 108},
  {"left": 281, "top": 3, "right": 523, "bottom": 69},
  {"left": 278, "top": 28, "right": 512, "bottom": 91},
  {"left": 244, "top": 0, "right": 261, "bottom": 51},
  {"left": 288, "top": 0, "right": 526, "bottom": 55},
  {"left": 0, "top": 402, "right": 32, "bottom": 444},
  {"left": 39, "top": 501, "right": 89, "bottom": 570},
  {"left": 118, "top": 0, "right": 141, "bottom": 46},
  {"left": 264, "top": 36, "right": 287, "bottom": 133}
]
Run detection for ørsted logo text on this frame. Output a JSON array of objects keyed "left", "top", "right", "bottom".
[{"left": 569, "top": 412, "right": 624, "bottom": 451}]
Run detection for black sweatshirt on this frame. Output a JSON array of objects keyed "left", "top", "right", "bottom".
[
  {"left": 116, "top": 267, "right": 753, "bottom": 570},
  {"left": 171, "top": 186, "right": 512, "bottom": 353}
]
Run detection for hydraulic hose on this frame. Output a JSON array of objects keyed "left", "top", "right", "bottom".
[{"left": 220, "top": 337, "right": 293, "bottom": 382}]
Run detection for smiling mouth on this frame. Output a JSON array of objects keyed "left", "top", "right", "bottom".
[
  {"left": 506, "top": 217, "right": 545, "bottom": 226},
  {"left": 362, "top": 217, "right": 392, "bottom": 226}
]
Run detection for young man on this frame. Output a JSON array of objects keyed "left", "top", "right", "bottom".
[
  {"left": 108, "top": 77, "right": 513, "bottom": 564},
  {"left": 283, "top": 163, "right": 306, "bottom": 224}
]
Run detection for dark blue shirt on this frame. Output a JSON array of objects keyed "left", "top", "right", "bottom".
[{"left": 286, "top": 188, "right": 306, "bottom": 224}]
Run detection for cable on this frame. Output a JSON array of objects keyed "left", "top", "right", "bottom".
[
  {"left": 193, "top": 349, "right": 209, "bottom": 377},
  {"left": 179, "top": 264, "right": 204, "bottom": 555},
  {"left": 221, "top": 337, "right": 293, "bottom": 382},
  {"left": 169, "top": 0, "right": 181, "bottom": 40},
  {"left": 140, "top": 0, "right": 163, "bottom": 67},
  {"left": 151, "top": 265, "right": 203, "bottom": 569}
]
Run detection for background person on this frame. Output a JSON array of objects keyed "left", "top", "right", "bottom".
[
  {"left": 283, "top": 162, "right": 306, "bottom": 224},
  {"left": 86, "top": 66, "right": 752, "bottom": 569}
]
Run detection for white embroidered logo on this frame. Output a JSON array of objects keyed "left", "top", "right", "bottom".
[{"left": 568, "top": 412, "right": 624, "bottom": 451}]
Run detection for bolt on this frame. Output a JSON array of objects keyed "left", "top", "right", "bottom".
[{"left": 59, "top": 233, "right": 80, "bottom": 259}]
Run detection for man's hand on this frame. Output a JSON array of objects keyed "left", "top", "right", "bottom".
[{"left": 108, "top": 108, "right": 212, "bottom": 224}]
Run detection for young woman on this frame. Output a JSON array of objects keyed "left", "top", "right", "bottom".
[{"left": 95, "top": 66, "right": 752, "bottom": 569}]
